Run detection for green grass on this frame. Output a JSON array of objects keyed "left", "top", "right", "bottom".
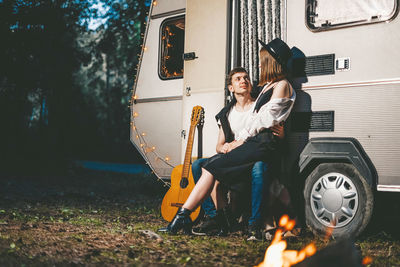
[{"left": 0, "top": 168, "right": 399, "bottom": 266}]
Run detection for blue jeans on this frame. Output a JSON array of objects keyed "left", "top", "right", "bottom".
[
  {"left": 191, "top": 158, "right": 269, "bottom": 226},
  {"left": 248, "top": 161, "right": 269, "bottom": 227}
]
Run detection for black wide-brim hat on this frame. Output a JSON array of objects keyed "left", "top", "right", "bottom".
[{"left": 258, "top": 38, "right": 292, "bottom": 68}]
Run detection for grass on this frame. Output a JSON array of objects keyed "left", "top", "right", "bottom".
[{"left": 0, "top": 167, "right": 399, "bottom": 266}]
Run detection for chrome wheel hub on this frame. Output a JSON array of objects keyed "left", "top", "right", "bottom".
[{"left": 310, "top": 172, "right": 359, "bottom": 228}]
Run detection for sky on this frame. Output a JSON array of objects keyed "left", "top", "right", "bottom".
[{"left": 88, "top": 2, "right": 110, "bottom": 30}]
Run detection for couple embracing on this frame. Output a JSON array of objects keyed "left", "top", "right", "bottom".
[{"left": 160, "top": 38, "right": 296, "bottom": 240}]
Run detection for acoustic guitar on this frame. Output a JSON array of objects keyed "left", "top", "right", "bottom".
[{"left": 161, "top": 106, "right": 204, "bottom": 222}]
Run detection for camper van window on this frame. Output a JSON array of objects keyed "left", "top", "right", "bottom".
[
  {"left": 306, "top": 0, "right": 398, "bottom": 31},
  {"left": 159, "top": 16, "right": 185, "bottom": 80}
]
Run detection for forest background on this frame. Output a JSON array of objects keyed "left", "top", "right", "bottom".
[{"left": 0, "top": 0, "right": 151, "bottom": 174}]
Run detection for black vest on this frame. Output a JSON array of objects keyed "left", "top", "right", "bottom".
[
  {"left": 215, "top": 84, "right": 275, "bottom": 142},
  {"left": 215, "top": 100, "right": 235, "bottom": 143}
]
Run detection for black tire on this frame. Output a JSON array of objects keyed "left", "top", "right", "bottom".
[{"left": 304, "top": 163, "right": 374, "bottom": 239}]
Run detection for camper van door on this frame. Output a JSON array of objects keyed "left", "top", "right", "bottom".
[{"left": 181, "top": 0, "right": 229, "bottom": 161}]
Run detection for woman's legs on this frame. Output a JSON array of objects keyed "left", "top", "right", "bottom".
[
  {"left": 210, "top": 180, "right": 228, "bottom": 210},
  {"left": 182, "top": 168, "right": 216, "bottom": 211},
  {"left": 159, "top": 168, "right": 216, "bottom": 234},
  {"left": 191, "top": 158, "right": 217, "bottom": 218}
]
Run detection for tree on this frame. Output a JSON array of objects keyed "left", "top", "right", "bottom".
[
  {"left": 0, "top": 0, "right": 92, "bottom": 172},
  {"left": 73, "top": 0, "right": 150, "bottom": 162}
]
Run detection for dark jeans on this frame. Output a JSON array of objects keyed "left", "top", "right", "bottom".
[{"left": 191, "top": 158, "right": 269, "bottom": 226}]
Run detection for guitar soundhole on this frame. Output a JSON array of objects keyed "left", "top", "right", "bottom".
[{"left": 180, "top": 178, "right": 189, "bottom": 188}]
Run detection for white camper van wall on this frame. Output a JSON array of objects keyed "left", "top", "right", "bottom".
[
  {"left": 130, "top": 111, "right": 173, "bottom": 187},
  {"left": 239, "top": 0, "right": 284, "bottom": 82},
  {"left": 130, "top": 0, "right": 286, "bottom": 181},
  {"left": 129, "top": 1, "right": 178, "bottom": 186}
]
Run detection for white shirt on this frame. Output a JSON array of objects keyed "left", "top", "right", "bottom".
[
  {"left": 227, "top": 102, "right": 255, "bottom": 140},
  {"left": 237, "top": 82, "right": 296, "bottom": 141}
]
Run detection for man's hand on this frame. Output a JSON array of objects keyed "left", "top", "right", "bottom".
[
  {"left": 227, "top": 140, "right": 244, "bottom": 152},
  {"left": 220, "top": 143, "right": 230, "bottom": 154},
  {"left": 271, "top": 123, "right": 285, "bottom": 139}
]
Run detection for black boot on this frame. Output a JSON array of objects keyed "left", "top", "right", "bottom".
[
  {"left": 158, "top": 208, "right": 192, "bottom": 235},
  {"left": 214, "top": 208, "right": 232, "bottom": 236}
]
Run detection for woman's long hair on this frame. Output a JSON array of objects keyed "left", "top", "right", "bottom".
[{"left": 258, "top": 47, "right": 286, "bottom": 87}]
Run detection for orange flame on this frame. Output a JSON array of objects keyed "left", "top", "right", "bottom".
[
  {"left": 255, "top": 215, "right": 316, "bottom": 267},
  {"left": 362, "top": 256, "right": 373, "bottom": 265}
]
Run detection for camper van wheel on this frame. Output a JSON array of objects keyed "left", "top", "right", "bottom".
[{"left": 304, "top": 163, "right": 373, "bottom": 239}]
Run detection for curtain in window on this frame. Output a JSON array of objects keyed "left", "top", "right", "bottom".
[
  {"left": 239, "top": 0, "right": 284, "bottom": 82},
  {"left": 313, "top": 0, "right": 396, "bottom": 27}
]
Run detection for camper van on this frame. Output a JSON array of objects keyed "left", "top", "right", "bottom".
[{"left": 130, "top": 0, "right": 400, "bottom": 238}]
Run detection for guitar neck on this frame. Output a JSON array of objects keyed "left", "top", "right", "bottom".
[{"left": 182, "top": 124, "right": 196, "bottom": 178}]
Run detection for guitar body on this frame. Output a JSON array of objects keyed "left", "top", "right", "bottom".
[
  {"left": 160, "top": 105, "right": 204, "bottom": 223},
  {"left": 161, "top": 164, "right": 201, "bottom": 222}
]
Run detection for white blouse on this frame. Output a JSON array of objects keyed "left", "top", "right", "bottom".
[{"left": 237, "top": 82, "right": 296, "bottom": 141}]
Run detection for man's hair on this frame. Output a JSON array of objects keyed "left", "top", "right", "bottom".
[
  {"left": 226, "top": 67, "right": 248, "bottom": 86},
  {"left": 258, "top": 47, "right": 286, "bottom": 86}
]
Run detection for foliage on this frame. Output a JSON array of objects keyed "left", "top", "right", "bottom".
[
  {"left": 74, "top": 0, "right": 150, "bottom": 162},
  {"left": 0, "top": 0, "right": 92, "bottom": 169},
  {"left": 0, "top": 0, "right": 151, "bottom": 173}
]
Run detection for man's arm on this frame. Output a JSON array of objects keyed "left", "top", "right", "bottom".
[{"left": 216, "top": 128, "right": 230, "bottom": 154}]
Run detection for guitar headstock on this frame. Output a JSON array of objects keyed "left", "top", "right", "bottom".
[{"left": 190, "top": 106, "right": 205, "bottom": 127}]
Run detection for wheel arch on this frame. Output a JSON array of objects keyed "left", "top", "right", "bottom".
[{"left": 298, "top": 137, "right": 377, "bottom": 188}]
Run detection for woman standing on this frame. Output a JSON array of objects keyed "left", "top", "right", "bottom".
[{"left": 159, "top": 38, "right": 296, "bottom": 234}]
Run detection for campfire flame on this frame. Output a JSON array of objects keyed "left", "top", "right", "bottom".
[
  {"left": 255, "top": 215, "right": 316, "bottom": 267},
  {"left": 256, "top": 215, "right": 373, "bottom": 267},
  {"left": 362, "top": 256, "right": 373, "bottom": 265}
]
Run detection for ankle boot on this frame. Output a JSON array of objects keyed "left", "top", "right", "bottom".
[
  {"left": 215, "top": 208, "right": 231, "bottom": 236},
  {"left": 158, "top": 207, "right": 192, "bottom": 235}
]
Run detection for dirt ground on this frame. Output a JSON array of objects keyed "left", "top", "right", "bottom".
[{"left": 0, "top": 167, "right": 399, "bottom": 266}]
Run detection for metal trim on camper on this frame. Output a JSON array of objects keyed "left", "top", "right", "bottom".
[
  {"left": 151, "top": 8, "right": 185, "bottom": 20},
  {"left": 299, "top": 137, "right": 377, "bottom": 188},
  {"left": 134, "top": 95, "right": 182, "bottom": 103}
]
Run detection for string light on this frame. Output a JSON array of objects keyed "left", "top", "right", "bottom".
[
  {"left": 131, "top": 118, "right": 174, "bottom": 170},
  {"left": 129, "top": 0, "right": 173, "bottom": 188}
]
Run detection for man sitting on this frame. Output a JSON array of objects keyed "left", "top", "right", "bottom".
[{"left": 191, "top": 67, "right": 284, "bottom": 240}]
